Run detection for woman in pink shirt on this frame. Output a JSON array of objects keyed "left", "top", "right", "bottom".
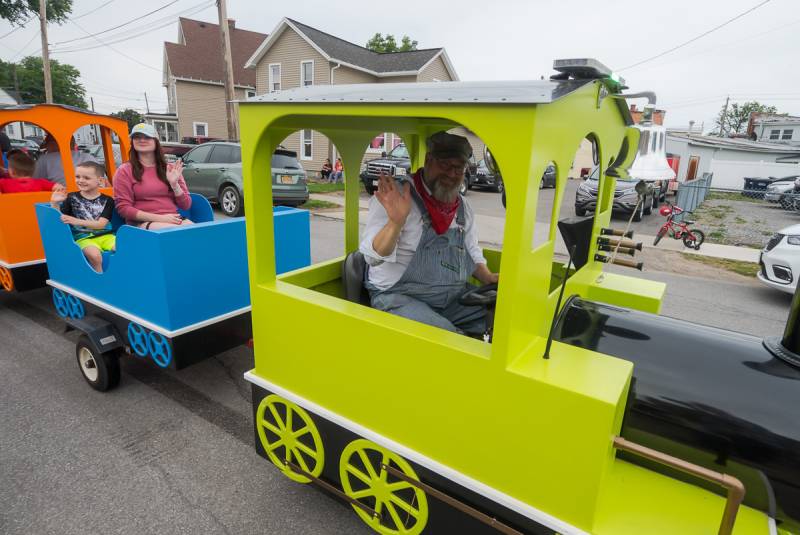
[{"left": 113, "top": 123, "right": 193, "bottom": 229}]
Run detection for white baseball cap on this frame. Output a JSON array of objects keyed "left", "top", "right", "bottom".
[{"left": 130, "top": 123, "right": 158, "bottom": 139}]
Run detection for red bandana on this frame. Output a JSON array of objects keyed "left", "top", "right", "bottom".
[{"left": 412, "top": 169, "right": 460, "bottom": 235}]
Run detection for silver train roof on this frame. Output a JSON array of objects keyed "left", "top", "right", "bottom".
[{"left": 242, "top": 79, "right": 595, "bottom": 105}]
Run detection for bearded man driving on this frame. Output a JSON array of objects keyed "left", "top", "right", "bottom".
[{"left": 359, "top": 131, "right": 499, "bottom": 334}]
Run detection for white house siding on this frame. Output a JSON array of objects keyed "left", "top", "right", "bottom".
[
  {"left": 710, "top": 160, "right": 800, "bottom": 189},
  {"left": 255, "top": 28, "right": 329, "bottom": 94},
  {"left": 175, "top": 81, "right": 247, "bottom": 139},
  {"left": 377, "top": 75, "right": 417, "bottom": 83},
  {"left": 417, "top": 56, "right": 451, "bottom": 82},
  {"left": 755, "top": 121, "right": 800, "bottom": 146},
  {"left": 333, "top": 66, "right": 376, "bottom": 84}
]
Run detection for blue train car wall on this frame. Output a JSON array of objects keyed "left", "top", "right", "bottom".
[{"left": 35, "top": 195, "right": 310, "bottom": 391}]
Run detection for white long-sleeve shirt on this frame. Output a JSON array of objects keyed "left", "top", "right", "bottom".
[{"left": 359, "top": 191, "right": 487, "bottom": 291}]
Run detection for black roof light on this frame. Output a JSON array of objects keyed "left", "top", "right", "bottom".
[{"left": 552, "top": 58, "right": 626, "bottom": 91}]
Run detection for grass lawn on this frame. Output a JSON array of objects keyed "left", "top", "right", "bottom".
[
  {"left": 299, "top": 199, "right": 341, "bottom": 210},
  {"left": 307, "top": 181, "right": 366, "bottom": 194},
  {"left": 706, "top": 190, "right": 767, "bottom": 204},
  {"left": 682, "top": 253, "right": 760, "bottom": 277}
]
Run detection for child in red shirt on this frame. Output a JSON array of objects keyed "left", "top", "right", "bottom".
[{"left": 0, "top": 151, "right": 57, "bottom": 194}]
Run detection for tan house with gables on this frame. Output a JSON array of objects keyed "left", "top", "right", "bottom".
[
  {"left": 150, "top": 18, "right": 266, "bottom": 142},
  {"left": 244, "top": 18, "right": 462, "bottom": 172}
]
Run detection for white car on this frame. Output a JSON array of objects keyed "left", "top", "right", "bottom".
[
  {"left": 758, "top": 223, "right": 800, "bottom": 293},
  {"left": 763, "top": 178, "right": 797, "bottom": 202}
]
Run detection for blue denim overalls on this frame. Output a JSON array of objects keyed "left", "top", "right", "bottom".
[{"left": 366, "top": 185, "right": 486, "bottom": 334}]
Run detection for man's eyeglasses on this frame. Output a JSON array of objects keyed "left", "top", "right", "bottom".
[{"left": 434, "top": 157, "right": 467, "bottom": 174}]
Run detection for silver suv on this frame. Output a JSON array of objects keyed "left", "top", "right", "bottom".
[{"left": 181, "top": 142, "right": 309, "bottom": 217}]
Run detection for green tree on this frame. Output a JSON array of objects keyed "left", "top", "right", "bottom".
[
  {"left": 1, "top": 0, "right": 73, "bottom": 24},
  {"left": 715, "top": 100, "right": 778, "bottom": 136},
  {"left": 0, "top": 56, "right": 86, "bottom": 108},
  {"left": 110, "top": 108, "right": 144, "bottom": 130},
  {"left": 365, "top": 33, "right": 418, "bottom": 53}
]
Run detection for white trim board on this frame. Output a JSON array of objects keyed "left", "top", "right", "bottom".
[
  {"left": 46, "top": 280, "right": 251, "bottom": 337},
  {"left": 0, "top": 258, "right": 46, "bottom": 268},
  {"left": 243, "top": 372, "right": 589, "bottom": 535}
]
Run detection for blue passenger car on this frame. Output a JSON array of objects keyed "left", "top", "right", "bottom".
[{"left": 35, "top": 195, "right": 310, "bottom": 391}]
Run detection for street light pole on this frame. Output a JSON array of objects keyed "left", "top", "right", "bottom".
[
  {"left": 39, "top": 0, "right": 53, "bottom": 104},
  {"left": 217, "top": 0, "right": 238, "bottom": 141}
]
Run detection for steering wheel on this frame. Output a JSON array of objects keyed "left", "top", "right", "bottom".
[{"left": 459, "top": 283, "right": 498, "bottom": 307}]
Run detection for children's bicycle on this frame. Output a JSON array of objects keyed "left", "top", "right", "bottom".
[{"left": 653, "top": 201, "right": 705, "bottom": 250}]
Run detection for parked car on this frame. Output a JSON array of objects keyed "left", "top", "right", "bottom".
[
  {"left": 758, "top": 224, "right": 800, "bottom": 294},
  {"left": 359, "top": 143, "right": 470, "bottom": 196},
  {"left": 575, "top": 166, "right": 656, "bottom": 221},
  {"left": 86, "top": 143, "right": 122, "bottom": 169},
  {"left": 469, "top": 158, "right": 506, "bottom": 192},
  {"left": 764, "top": 176, "right": 799, "bottom": 203},
  {"left": 162, "top": 142, "right": 194, "bottom": 163},
  {"left": 9, "top": 137, "right": 41, "bottom": 159},
  {"left": 181, "top": 136, "right": 222, "bottom": 145},
  {"left": 181, "top": 141, "right": 308, "bottom": 217},
  {"left": 24, "top": 135, "right": 44, "bottom": 146}
]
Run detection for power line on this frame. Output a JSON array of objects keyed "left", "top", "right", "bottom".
[
  {"left": 64, "top": 17, "right": 162, "bottom": 72},
  {"left": 618, "top": 0, "right": 774, "bottom": 71},
  {"left": 51, "top": 1, "right": 214, "bottom": 53},
  {"left": 53, "top": 0, "right": 179, "bottom": 46},
  {"left": 71, "top": 0, "right": 117, "bottom": 20},
  {"left": 0, "top": 16, "right": 33, "bottom": 40}
]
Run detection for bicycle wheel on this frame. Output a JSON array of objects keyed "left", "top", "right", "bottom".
[
  {"left": 683, "top": 229, "right": 705, "bottom": 250},
  {"left": 653, "top": 227, "right": 667, "bottom": 246}
]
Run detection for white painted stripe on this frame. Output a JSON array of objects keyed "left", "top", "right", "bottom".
[
  {"left": 243, "top": 371, "right": 589, "bottom": 535},
  {"left": 0, "top": 258, "right": 46, "bottom": 268},
  {"left": 46, "top": 280, "right": 251, "bottom": 337}
]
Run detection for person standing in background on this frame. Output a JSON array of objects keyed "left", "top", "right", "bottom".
[{"left": 0, "top": 130, "right": 11, "bottom": 169}]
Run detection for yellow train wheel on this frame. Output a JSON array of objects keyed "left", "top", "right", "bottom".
[
  {"left": 339, "top": 439, "right": 428, "bottom": 535},
  {"left": 255, "top": 394, "right": 324, "bottom": 483},
  {"left": 0, "top": 267, "right": 13, "bottom": 291}
]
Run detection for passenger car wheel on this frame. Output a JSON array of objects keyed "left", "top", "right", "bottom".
[
  {"left": 220, "top": 185, "right": 243, "bottom": 217},
  {"left": 76, "top": 334, "right": 120, "bottom": 392}
]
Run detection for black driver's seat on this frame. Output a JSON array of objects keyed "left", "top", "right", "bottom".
[{"left": 342, "top": 251, "right": 370, "bottom": 305}]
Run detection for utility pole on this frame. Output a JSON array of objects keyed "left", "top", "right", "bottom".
[
  {"left": 143, "top": 92, "right": 150, "bottom": 114},
  {"left": 90, "top": 97, "right": 100, "bottom": 144},
  {"left": 217, "top": 0, "right": 238, "bottom": 141},
  {"left": 39, "top": 0, "right": 53, "bottom": 103},
  {"left": 719, "top": 95, "right": 730, "bottom": 137}
]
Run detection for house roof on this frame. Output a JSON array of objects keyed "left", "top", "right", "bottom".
[
  {"left": 245, "top": 18, "right": 457, "bottom": 79},
  {"left": 753, "top": 114, "right": 800, "bottom": 126},
  {"left": 668, "top": 132, "right": 800, "bottom": 153},
  {"left": 165, "top": 18, "right": 266, "bottom": 87},
  {"left": 0, "top": 88, "right": 22, "bottom": 107}
]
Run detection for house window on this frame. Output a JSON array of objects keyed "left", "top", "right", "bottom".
[
  {"left": 152, "top": 120, "right": 178, "bottom": 143},
  {"left": 301, "top": 129, "right": 313, "bottom": 160},
  {"left": 269, "top": 64, "right": 281, "bottom": 92},
  {"left": 369, "top": 133, "right": 386, "bottom": 152},
  {"left": 246, "top": 90, "right": 256, "bottom": 99},
  {"left": 193, "top": 122, "right": 208, "bottom": 137},
  {"left": 782, "top": 129, "right": 794, "bottom": 140},
  {"left": 770, "top": 129, "right": 781, "bottom": 140},
  {"left": 301, "top": 60, "right": 314, "bottom": 87}
]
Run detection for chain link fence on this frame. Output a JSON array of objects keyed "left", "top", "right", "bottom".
[{"left": 673, "top": 173, "right": 713, "bottom": 221}]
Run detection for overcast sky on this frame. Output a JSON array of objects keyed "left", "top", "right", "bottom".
[{"left": 1, "top": 0, "right": 798, "bottom": 131}]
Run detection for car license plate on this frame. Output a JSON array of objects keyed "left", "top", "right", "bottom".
[
  {"left": 281, "top": 175, "right": 294, "bottom": 184},
  {"left": 372, "top": 180, "right": 378, "bottom": 187}
]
